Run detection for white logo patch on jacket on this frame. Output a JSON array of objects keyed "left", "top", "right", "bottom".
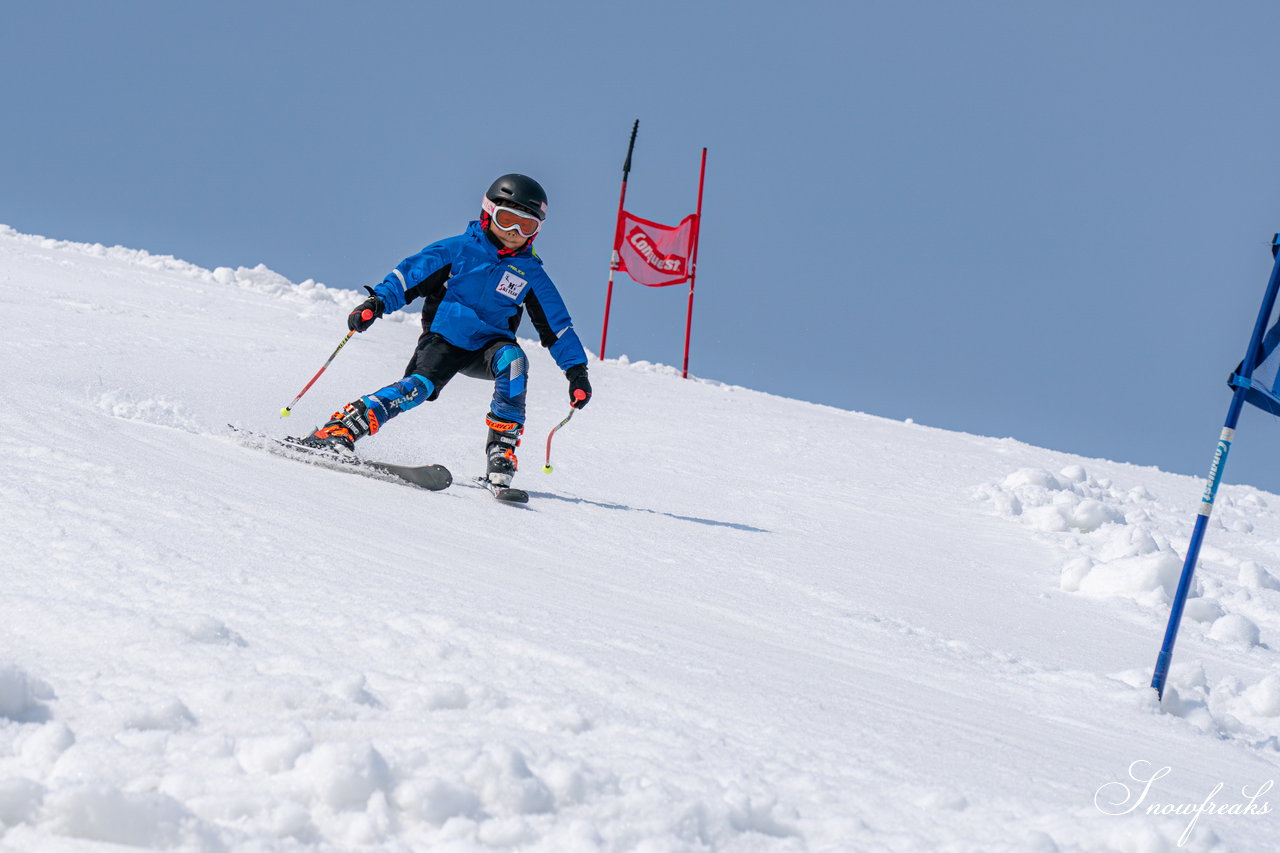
[{"left": 496, "top": 270, "right": 528, "bottom": 300}]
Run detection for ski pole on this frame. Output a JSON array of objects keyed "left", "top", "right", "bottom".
[
  {"left": 542, "top": 393, "right": 585, "bottom": 473},
  {"left": 279, "top": 327, "right": 360, "bottom": 417}
]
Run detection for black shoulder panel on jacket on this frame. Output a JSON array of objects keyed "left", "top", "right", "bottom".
[{"left": 407, "top": 265, "right": 452, "bottom": 329}]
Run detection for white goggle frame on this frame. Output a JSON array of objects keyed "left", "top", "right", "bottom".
[{"left": 482, "top": 197, "right": 543, "bottom": 238}]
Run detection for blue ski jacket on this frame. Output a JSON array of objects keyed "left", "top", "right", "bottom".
[{"left": 371, "top": 221, "right": 588, "bottom": 371}]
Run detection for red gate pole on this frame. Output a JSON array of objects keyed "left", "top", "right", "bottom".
[
  {"left": 681, "top": 147, "right": 707, "bottom": 379},
  {"left": 600, "top": 120, "right": 639, "bottom": 360}
]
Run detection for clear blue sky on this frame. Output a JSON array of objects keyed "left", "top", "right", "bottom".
[{"left": 8, "top": 1, "right": 1280, "bottom": 493}]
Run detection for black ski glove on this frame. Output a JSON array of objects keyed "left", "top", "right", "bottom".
[
  {"left": 347, "top": 286, "right": 385, "bottom": 333},
  {"left": 565, "top": 363, "right": 592, "bottom": 409}
]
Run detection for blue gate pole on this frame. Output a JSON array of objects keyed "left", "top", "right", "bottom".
[{"left": 1151, "top": 234, "right": 1280, "bottom": 699}]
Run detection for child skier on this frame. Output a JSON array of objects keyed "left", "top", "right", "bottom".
[{"left": 295, "top": 173, "right": 592, "bottom": 489}]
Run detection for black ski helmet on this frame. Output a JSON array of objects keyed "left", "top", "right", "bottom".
[{"left": 485, "top": 174, "right": 548, "bottom": 220}]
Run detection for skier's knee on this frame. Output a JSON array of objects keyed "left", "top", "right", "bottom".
[{"left": 492, "top": 345, "right": 528, "bottom": 397}]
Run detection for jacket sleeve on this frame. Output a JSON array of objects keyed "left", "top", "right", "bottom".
[
  {"left": 526, "top": 272, "right": 588, "bottom": 371},
  {"left": 371, "top": 238, "right": 456, "bottom": 313}
]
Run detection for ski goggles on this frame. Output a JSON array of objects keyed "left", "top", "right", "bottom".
[{"left": 482, "top": 197, "right": 543, "bottom": 237}]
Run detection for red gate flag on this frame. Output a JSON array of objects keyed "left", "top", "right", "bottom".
[
  {"left": 598, "top": 120, "right": 707, "bottom": 378},
  {"left": 615, "top": 211, "right": 696, "bottom": 287}
]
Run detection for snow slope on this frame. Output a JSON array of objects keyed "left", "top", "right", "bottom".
[{"left": 1, "top": 224, "right": 1278, "bottom": 852}]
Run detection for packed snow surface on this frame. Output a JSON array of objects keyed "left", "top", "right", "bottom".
[{"left": 1, "top": 224, "right": 1279, "bottom": 851}]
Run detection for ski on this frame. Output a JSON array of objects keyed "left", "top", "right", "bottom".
[
  {"left": 473, "top": 476, "right": 530, "bottom": 505},
  {"left": 229, "top": 426, "right": 452, "bottom": 491}
]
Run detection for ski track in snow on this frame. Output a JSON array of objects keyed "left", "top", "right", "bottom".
[{"left": 1, "top": 223, "right": 1279, "bottom": 851}]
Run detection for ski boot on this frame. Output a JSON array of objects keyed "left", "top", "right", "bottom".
[
  {"left": 484, "top": 413, "right": 523, "bottom": 487},
  {"left": 295, "top": 399, "right": 378, "bottom": 454}
]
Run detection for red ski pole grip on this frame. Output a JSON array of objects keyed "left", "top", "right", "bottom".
[
  {"left": 573, "top": 390, "right": 587, "bottom": 401},
  {"left": 361, "top": 309, "right": 374, "bottom": 321}
]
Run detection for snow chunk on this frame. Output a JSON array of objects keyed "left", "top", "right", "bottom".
[
  {"left": 466, "top": 745, "right": 555, "bottom": 816},
  {"left": 1002, "top": 468, "right": 1064, "bottom": 491},
  {"left": 1239, "top": 561, "right": 1280, "bottom": 591},
  {"left": 235, "top": 725, "right": 313, "bottom": 774},
  {"left": 0, "top": 778, "right": 45, "bottom": 827},
  {"left": 1240, "top": 674, "right": 1280, "bottom": 717},
  {"left": 1075, "top": 552, "right": 1182, "bottom": 603},
  {"left": 17, "top": 721, "right": 75, "bottom": 768},
  {"left": 1164, "top": 669, "right": 1280, "bottom": 745},
  {"left": 1072, "top": 498, "right": 1122, "bottom": 532},
  {"left": 1181, "top": 597, "right": 1224, "bottom": 624},
  {"left": 44, "top": 785, "right": 211, "bottom": 849},
  {"left": 292, "top": 742, "right": 392, "bottom": 812},
  {"left": 1059, "top": 464, "right": 1088, "bottom": 484},
  {"left": 724, "top": 789, "right": 802, "bottom": 839},
  {"left": 125, "top": 698, "right": 197, "bottom": 732},
  {"left": 1159, "top": 663, "right": 1218, "bottom": 731},
  {"left": 1206, "top": 613, "right": 1261, "bottom": 647},
  {"left": 1024, "top": 504, "right": 1072, "bottom": 533},
  {"left": 1097, "top": 526, "right": 1161, "bottom": 561},
  {"left": 392, "top": 777, "right": 483, "bottom": 826},
  {"left": 990, "top": 468, "right": 1122, "bottom": 532},
  {"left": 179, "top": 615, "right": 247, "bottom": 647},
  {"left": 1059, "top": 557, "right": 1093, "bottom": 593},
  {"left": 0, "top": 665, "right": 53, "bottom": 722},
  {"left": 329, "top": 674, "right": 382, "bottom": 709}
]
